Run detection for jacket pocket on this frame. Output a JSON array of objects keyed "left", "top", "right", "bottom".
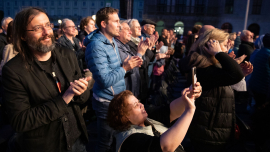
[{"left": 111, "top": 86, "right": 115, "bottom": 95}]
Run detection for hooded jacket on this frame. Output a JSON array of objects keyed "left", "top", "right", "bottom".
[{"left": 84, "top": 29, "right": 126, "bottom": 100}]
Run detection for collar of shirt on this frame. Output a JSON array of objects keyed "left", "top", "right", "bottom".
[{"left": 35, "top": 50, "right": 57, "bottom": 71}]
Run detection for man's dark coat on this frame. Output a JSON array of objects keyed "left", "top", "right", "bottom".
[{"left": 2, "top": 46, "right": 90, "bottom": 152}]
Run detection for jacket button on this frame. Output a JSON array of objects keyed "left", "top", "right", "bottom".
[{"left": 64, "top": 118, "right": 68, "bottom": 122}]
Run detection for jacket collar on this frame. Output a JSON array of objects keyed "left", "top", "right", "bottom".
[
  {"left": 241, "top": 40, "right": 254, "bottom": 47},
  {"left": 84, "top": 29, "right": 114, "bottom": 46},
  {"left": 141, "top": 31, "right": 150, "bottom": 38},
  {"left": 115, "top": 38, "right": 134, "bottom": 54},
  {"left": 28, "top": 47, "right": 73, "bottom": 96}
]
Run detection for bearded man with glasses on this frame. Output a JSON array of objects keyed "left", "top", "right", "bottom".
[{"left": 2, "top": 7, "right": 91, "bottom": 152}]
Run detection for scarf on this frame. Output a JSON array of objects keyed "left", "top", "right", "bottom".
[{"left": 130, "top": 36, "right": 141, "bottom": 45}]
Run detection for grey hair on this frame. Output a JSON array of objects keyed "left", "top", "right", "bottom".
[
  {"left": 61, "top": 18, "right": 73, "bottom": 29},
  {"left": 126, "top": 19, "right": 139, "bottom": 28},
  {"left": 120, "top": 20, "right": 128, "bottom": 25},
  {"left": 1, "top": 17, "right": 13, "bottom": 27},
  {"left": 119, "top": 20, "right": 129, "bottom": 31},
  {"left": 240, "top": 30, "right": 249, "bottom": 39}
]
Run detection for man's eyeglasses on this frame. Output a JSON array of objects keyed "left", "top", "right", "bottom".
[
  {"left": 26, "top": 22, "right": 54, "bottom": 33},
  {"left": 66, "top": 26, "right": 77, "bottom": 30}
]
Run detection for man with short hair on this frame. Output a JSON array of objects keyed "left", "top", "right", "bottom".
[
  {"left": 127, "top": 19, "right": 160, "bottom": 103},
  {"left": 238, "top": 30, "right": 255, "bottom": 62},
  {"left": 139, "top": 19, "right": 161, "bottom": 83},
  {"left": 3, "top": 7, "right": 90, "bottom": 152},
  {"left": 58, "top": 18, "right": 84, "bottom": 71},
  {"left": 140, "top": 19, "right": 156, "bottom": 40},
  {"left": 115, "top": 21, "right": 147, "bottom": 98},
  {"left": 192, "top": 25, "right": 202, "bottom": 35},
  {"left": 158, "top": 28, "right": 169, "bottom": 46},
  {"left": 84, "top": 7, "right": 142, "bottom": 151},
  {"left": 0, "top": 17, "right": 13, "bottom": 60}
]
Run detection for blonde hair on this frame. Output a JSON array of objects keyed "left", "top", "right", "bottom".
[{"left": 189, "top": 28, "right": 229, "bottom": 66}]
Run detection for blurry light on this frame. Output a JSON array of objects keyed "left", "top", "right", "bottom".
[
  {"left": 92, "top": 15, "right": 96, "bottom": 21},
  {"left": 58, "top": 20, "right": 62, "bottom": 24}
]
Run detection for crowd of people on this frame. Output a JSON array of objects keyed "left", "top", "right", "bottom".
[{"left": 0, "top": 6, "right": 269, "bottom": 152}]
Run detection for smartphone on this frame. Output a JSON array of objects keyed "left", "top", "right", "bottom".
[{"left": 192, "top": 67, "right": 197, "bottom": 90}]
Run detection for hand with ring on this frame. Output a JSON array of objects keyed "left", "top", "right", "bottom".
[{"left": 204, "top": 39, "right": 222, "bottom": 56}]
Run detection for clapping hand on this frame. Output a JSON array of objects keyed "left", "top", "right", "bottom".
[
  {"left": 228, "top": 51, "right": 236, "bottom": 59},
  {"left": 240, "top": 61, "right": 253, "bottom": 76},
  {"left": 69, "top": 77, "right": 91, "bottom": 96},
  {"left": 137, "top": 37, "right": 150, "bottom": 56},
  {"left": 63, "top": 76, "right": 91, "bottom": 104},
  {"left": 122, "top": 55, "right": 143, "bottom": 71},
  {"left": 234, "top": 54, "right": 247, "bottom": 64},
  {"left": 156, "top": 41, "right": 164, "bottom": 51}
]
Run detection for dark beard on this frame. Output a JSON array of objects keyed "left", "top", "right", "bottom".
[{"left": 27, "top": 34, "right": 56, "bottom": 53}]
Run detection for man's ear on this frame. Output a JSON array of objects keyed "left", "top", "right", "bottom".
[{"left": 101, "top": 21, "right": 106, "bottom": 29}]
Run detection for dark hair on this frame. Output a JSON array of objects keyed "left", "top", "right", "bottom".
[
  {"left": 6, "top": 21, "right": 13, "bottom": 44},
  {"left": 263, "top": 33, "right": 270, "bottom": 48},
  {"left": 107, "top": 90, "right": 133, "bottom": 131},
  {"left": 162, "top": 28, "right": 167, "bottom": 32},
  {"left": 13, "top": 7, "right": 47, "bottom": 67},
  {"left": 80, "top": 16, "right": 95, "bottom": 31},
  {"left": 192, "top": 25, "right": 202, "bottom": 34},
  {"left": 96, "top": 7, "right": 119, "bottom": 29},
  {"left": 185, "top": 34, "right": 196, "bottom": 56}
]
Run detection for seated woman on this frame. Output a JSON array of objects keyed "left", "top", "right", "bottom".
[{"left": 107, "top": 83, "right": 202, "bottom": 152}]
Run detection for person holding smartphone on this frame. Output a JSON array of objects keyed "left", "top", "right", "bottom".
[
  {"left": 107, "top": 83, "right": 202, "bottom": 152},
  {"left": 185, "top": 28, "right": 244, "bottom": 152}
]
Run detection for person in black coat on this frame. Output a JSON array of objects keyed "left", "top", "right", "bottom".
[
  {"left": 0, "top": 17, "right": 13, "bottom": 61},
  {"left": 2, "top": 7, "right": 91, "bottom": 152},
  {"left": 237, "top": 30, "right": 255, "bottom": 61},
  {"left": 181, "top": 28, "right": 244, "bottom": 152},
  {"left": 126, "top": 19, "right": 163, "bottom": 104},
  {"left": 58, "top": 18, "right": 85, "bottom": 72}
]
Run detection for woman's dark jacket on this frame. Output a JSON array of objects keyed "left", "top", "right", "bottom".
[{"left": 185, "top": 52, "right": 244, "bottom": 145}]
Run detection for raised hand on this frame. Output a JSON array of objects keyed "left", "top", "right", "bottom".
[
  {"left": 156, "top": 53, "right": 170, "bottom": 60},
  {"left": 156, "top": 41, "right": 164, "bottom": 50},
  {"left": 204, "top": 39, "right": 222, "bottom": 56},
  {"left": 187, "top": 82, "right": 202, "bottom": 99},
  {"left": 122, "top": 56, "right": 143, "bottom": 71},
  {"left": 137, "top": 38, "right": 150, "bottom": 56},
  {"left": 234, "top": 54, "right": 247, "bottom": 64},
  {"left": 63, "top": 76, "right": 91, "bottom": 104},
  {"left": 181, "top": 88, "right": 196, "bottom": 110},
  {"left": 240, "top": 61, "right": 253, "bottom": 76},
  {"left": 228, "top": 51, "right": 236, "bottom": 59},
  {"left": 70, "top": 77, "right": 90, "bottom": 96}
]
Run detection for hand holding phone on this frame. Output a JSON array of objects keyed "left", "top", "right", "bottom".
[{"left": 192, "top": 67, "right": 197, "bottom": 90}]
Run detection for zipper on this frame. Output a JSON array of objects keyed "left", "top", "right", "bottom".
[
  {"left": 112, "top": 43, "right": 121, "bottom": 65},
  {"left": 111, "top": 86, "right": 115, "bottom": 95}
]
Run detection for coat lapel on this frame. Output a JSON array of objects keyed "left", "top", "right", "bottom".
[
  {"left": 29, "top": 62, "right": 56, "bottom": 97},
  {"left": 54, "top": 49, "right": 73, "bottom": 83}
]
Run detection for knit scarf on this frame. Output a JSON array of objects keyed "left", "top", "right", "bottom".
[{"left": 130, "top": 36, "right": 141, "bottom": 45}]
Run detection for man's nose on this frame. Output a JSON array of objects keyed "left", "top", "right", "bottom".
[{"left": 42, "top": 27, "right": 51, "bottom": 36}]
